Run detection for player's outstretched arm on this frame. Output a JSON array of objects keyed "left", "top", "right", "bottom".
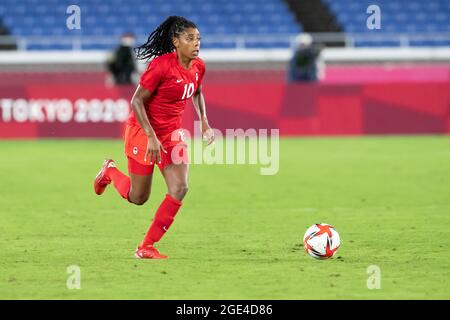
[{"left": 192, "top": 85, "right": 214, "bottom": 145}]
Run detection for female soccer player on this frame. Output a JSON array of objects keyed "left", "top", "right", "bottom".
[{"left": 94, "top": 16, "right": 214, "bottom": 259}]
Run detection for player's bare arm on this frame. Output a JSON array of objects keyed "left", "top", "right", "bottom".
[
  {"left": 192, "top": 84, "right": 214, "bottom": 145},
  {"left": 131, "top": 85, "right": 166, "bottom": 164}
]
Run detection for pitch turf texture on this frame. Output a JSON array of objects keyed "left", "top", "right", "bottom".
[{"left": 0, "top": 136, "right": 449, "bottom": 299}]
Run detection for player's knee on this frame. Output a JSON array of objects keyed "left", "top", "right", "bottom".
[
  {"left": 132, "top": 193, "right": 149, "bottom": 206},
  {"left": 134, "top": 199, "right": 147, "bottom": 206},
  {"left": 169, "top": 184, "right": 188, "bottom": 200}
]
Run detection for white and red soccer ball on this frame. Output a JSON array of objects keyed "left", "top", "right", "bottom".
[{"left": 303, "top": 223, "right": 341, "bottom": 259}]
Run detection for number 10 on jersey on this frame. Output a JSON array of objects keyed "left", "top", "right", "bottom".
[{"left": 182, "top": 83, "right": 195, "bottom": 100}]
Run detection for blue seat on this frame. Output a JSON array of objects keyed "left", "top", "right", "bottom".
[
  {"left": 354, "top": 40, "right": 401, "bottom": 47},
  {"left": 246, "top": 41, "right": 291, "bottom": 49},
  {"left": 82, "top": 43, "right": 116, "bottom": 50},
  {"left": 200, "top": 42, "right": 236, "bottom": 49},
  {"left": 27, "top": 43, "right": 74, "bottom": 50}
]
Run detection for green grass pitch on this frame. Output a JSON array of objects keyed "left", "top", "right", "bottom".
[{"left": 0, "top": 136, "right": 449, "bottom": 299}]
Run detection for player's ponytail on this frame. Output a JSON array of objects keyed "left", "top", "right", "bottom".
[{"left": 135, "top": 16, "right": 197, "bottom": 61}]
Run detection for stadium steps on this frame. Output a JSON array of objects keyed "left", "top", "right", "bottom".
[{"left": 283, "top": 0, "right": 344, "bottom": 47}]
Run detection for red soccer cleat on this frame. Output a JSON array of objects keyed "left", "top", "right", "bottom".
[
  {"left": 135, "top": 245, "right": 168, "bottom": 259},
  {"left": 94, "top": 159, "right": 115, "bottom": 195}
]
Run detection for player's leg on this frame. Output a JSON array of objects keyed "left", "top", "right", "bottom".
[
  {"left": 94, "top": 159, "right": 131, "bottom": 200},
  {"left": 135, "top": 141, "right": 189, "bottom": 259},
  {"left": 136, "top": 163, "right": 188, "bottom": 258},
  {"left": 127, "top": 173, "right": 152, "bottom": 205},
  {"left": 95, "top": 123, "right": 156, "bottom": 203},
  {"left": 94, "top": 157, "right": 154, "bottom": 205},
  {"left": 127, "top": 156, "right": 154, "bottom": 205},
  {"left": 162, "top": 163, "right": 189, "bottom": 201}
]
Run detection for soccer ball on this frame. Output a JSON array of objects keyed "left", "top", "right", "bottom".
[{"left": 303, "top": 223, "right": 341, "bottom": 259}]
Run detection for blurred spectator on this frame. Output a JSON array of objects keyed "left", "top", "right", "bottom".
[
  {"left": 106, "top": 33, "right": 137, "bottom": 85},
  {"left": 0, "top": 17, "right": 17, "bottom": 50},
  {"left": 287, "top": 33, "right": 324, "bottom": 82},
  {"left": 0, "top": 17, "right": 9, "bottom": 35}
]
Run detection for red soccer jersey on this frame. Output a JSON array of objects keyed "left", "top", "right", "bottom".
[{"left": 127, "top": 51, "right": 206, "bottom": 146}]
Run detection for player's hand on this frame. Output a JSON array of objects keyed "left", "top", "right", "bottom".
[
  {"left": 201, "top": 119, "right": 215, "bottom": 145},
  {"left": 145, "top": 135, "right": 167, "bottom": 164}
]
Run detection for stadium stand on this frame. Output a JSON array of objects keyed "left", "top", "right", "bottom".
[
  {"left": 322, "top": 0, "right": 450, "bottom": 46},
  {"left": 0, "top": 0, "right": 449, "bottom": 49},
  {"left": 0, "top": 0, "right": 301, "bottom": 50}
]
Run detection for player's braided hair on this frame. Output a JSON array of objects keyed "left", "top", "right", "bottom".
[{"left": 134, "top": 16, "right": 197, "bottom": 61}]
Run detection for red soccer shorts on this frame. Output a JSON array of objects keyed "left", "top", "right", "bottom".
[{"left": 124, "top": 124, "right": 188, "bottom": 175}]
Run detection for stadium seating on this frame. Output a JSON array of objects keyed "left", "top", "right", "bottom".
[
  {"left": 0, "top": 0, "right": 301, "bottom": 50},
  {"left": 322, "top": 0, "right": 450, "bottom": 47},
  {"left": 1, "top": 0, "right": 449, "bottom": 50}
]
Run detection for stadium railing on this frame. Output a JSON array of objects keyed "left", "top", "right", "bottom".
[
  {"left": 1, "top": 32, "right": 450, "bottom": 51},
  {"left": 1, "top": 47, "right": 449, "bottom": 68}
]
